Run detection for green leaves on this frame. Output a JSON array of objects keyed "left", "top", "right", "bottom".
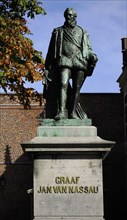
[{"left": 0, "top": 0, "right": 46, "bottom": 19}]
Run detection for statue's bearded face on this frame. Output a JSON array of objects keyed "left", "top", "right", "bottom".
[{"left": 65, "top": 10, "right": 75, "bottom": 24}]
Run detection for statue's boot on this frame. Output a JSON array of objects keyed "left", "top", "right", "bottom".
[
  {"left": 55, "top": 109, "right": 67, "bottom": 120},
  {"left": 70, "top": 112, "right": 79, "bottom": 119},
  {"left": 55, "top": 88, "right": 68, "bottom": 120},
  {"left": 70, "top": 91, "right": 79, "bottom": 119}
]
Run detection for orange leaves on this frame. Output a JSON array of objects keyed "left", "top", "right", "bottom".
[
  {"left": 1, "top": 18, "right": 44, "bottom": 97},
  {"left": 0, "top": 0, "right": 46, "bottom": 107},
  {"left": 0, "top": 16, "right": 45, "bottom": 79},
  {"left": 18, "top": 48, "right": 23, "bottom": 58},
  {"left": 29, "top": 53, "right": 33, "bottom": 59},
  {"left": 4, "top": 54, "right": 11, "bottom": 65},
  {"left": 4, "top": 59, "right": 10, "bottom": 65}
]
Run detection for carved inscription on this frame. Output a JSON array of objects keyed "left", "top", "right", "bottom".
[{"left": 37, "top": 176, "right": 99, "bottom": 194}]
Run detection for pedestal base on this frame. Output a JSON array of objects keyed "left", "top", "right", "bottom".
[
  {"left": 34, "top": 217, "right": 104, "bottom": 220},
  {"left": 21, "top": 121, "right": 115, "bottom": 220},
  {"left": 33, "top": 156, "right": 104, "bottom": 219}
]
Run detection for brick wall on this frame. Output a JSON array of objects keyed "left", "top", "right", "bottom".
[{"left": 0, "top": 94, "right": 45, "bottom": 220}]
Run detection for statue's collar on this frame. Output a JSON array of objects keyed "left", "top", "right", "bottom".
[{"left": 64, "top": 20, "right": 77, "bottom": 28}]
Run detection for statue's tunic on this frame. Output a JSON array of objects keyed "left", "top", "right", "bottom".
[
  {"left": 59, "top": 26, "right": 86, "bottom": 69},
  {"left": 45, "top": 25, "right": 97, "bottom": 76}
]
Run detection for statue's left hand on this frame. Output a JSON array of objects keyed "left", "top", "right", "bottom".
[{"left": 92, "top": 53, "right": 98, "bottom": 63}]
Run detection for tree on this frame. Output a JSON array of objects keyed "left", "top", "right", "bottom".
[{"left": 0, "top": 0, "right": 46, "bottom": 107}]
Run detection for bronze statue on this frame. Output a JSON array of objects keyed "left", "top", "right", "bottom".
[{"left": 44, "top": 8, "right": 98, "bottom": 120}]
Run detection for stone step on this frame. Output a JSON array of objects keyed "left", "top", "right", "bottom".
[{"left": 37, "top": 126, "right": 97, "bottom": 137}]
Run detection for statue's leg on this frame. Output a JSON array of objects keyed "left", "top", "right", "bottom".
[
  {"left": 70, "top": 70, "right": 86, "bottom": 119},
  {"left": 55, "top": 68, "right": 71, "bottom": 120}
]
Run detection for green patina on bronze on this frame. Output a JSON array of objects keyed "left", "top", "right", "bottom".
[
  {"left": 43, "top": 8, "right": 98, "bottom": 121},
  {"left": 42, "top": 118, "right": 92, "bottom": 126}
]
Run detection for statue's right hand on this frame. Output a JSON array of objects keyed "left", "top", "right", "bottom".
[
  {"left": 44, "top": 69, "right": 52, "bottom": 82},
  {"left": 44, "top": 69, "right": 49, "bottom": 76}
]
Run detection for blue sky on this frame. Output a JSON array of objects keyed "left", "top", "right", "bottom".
[{"left": 24, "top": 0, "right": 127, "bottom": 93}]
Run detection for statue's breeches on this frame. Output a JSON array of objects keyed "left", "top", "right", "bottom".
[{"left": 57, "top": 53, "right": 88, "bottom": 71}]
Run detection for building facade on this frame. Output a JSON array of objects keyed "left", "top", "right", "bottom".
[{"left": 117, "top": 37, "right": 127, "bottom": 208}]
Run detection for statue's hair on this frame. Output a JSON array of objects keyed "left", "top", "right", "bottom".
[{"left": 64, "top": 8, "right": 77, "bottom": 18}]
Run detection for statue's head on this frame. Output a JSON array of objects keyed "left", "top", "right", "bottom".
[{"left": 64, "top": 8, "right": 77, "bottom": 23}]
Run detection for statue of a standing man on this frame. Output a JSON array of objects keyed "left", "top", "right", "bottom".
[{"left": 44, "top": 8, "right": 98, "bottom": 120}]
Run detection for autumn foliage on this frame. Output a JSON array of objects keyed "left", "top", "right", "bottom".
[{"left": 0, "top": 0, "right": 46, "bottom": 107}]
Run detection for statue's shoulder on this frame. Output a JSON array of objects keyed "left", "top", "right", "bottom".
[
  {"left": 52, "top": 26, "right": 64, "bottom": 34},
  {"left": 77, "top": 25, "right": 88, "bottom": 35}
]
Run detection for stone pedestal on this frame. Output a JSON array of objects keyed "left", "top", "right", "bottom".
[{"left": 21, "top": 120, "right": 115, "bottom": 220}]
